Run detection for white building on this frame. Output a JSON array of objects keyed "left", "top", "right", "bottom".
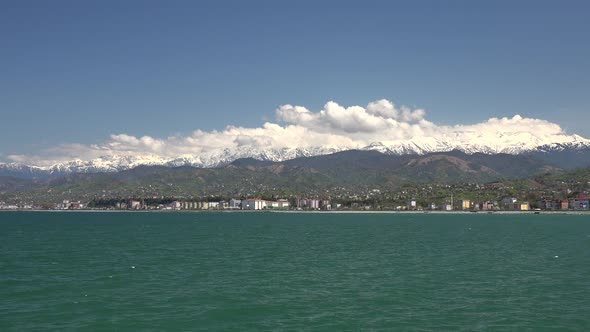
[
  {"left": 242, "top": 199, "right": 266, "bottom": 210},
  {"left": 57, "top": 200, "right": 70, "bottom": 210},
  {"left": 277, "top": 199, "right": 290, "bottom": 208}
]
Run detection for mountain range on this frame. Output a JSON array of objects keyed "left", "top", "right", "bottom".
[
  {"left": 2, "top": 136, "right": 590, "bottom": 179},
  {"left": 1, "top": 147, "right": 589, "bottom": 204}
]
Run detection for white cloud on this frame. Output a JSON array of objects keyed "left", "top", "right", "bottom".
[
  {"left": 276, "top": 100, "right": 428, "bottom": 135},
  {"left": 6, "top": 99, "right": 588, "bottom": 167}
]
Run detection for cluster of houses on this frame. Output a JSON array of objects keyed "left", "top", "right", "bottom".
[
  {"left": 117, "top": 198, "right": 293, "bottom": 211},
  {"left": 0, "top": 202, "right": 26, "bottom": 210},
  {"left": 539, "top": 195, "right": 589, "bottom": 211},
  {"left": 406, "top": 198, "right": 533, "bottom": 211},
  {"left": 406, "top": 194, "right": 590, "bottom": 211},
  {"left": 106, "top": 197, "right": 335, "bottom": 211},
  {"left": 57, "top": 200, "right": 85, "bottom": 210},
  {"left": 242, "top": 198, "right": 291, "bottom": 210},
  {"left": 100, "top": 198, "right": 332, "bottom": 211},
  {"left": 296, "top": 198, "right": 332, "bottom": 210},
  {"left": 30, "top": 193, "right": 590, "bottom": 212}
]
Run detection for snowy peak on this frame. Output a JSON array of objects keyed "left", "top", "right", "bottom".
[
  {"left": 2, "top": 136, "right": 590, "bottom": 178},
  {"left": 362, "top": 134, "right": 590, "bottom": 156}
]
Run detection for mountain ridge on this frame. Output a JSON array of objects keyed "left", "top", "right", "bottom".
[
  {"left": 2, "top": 138, "right": 590, "bottom": 179},
  {"left": 0, "top": 149, "right": 567, "bottom": 203}
]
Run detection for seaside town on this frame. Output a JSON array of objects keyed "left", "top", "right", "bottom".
[
  {"left": 1, "top": 166, "right": 589, "bottom": 213},
  {"left": 1, "top": 192, "right": 588, "bottom": 212}
]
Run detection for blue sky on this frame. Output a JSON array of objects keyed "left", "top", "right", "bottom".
[{"left": 1, "top": 0, "right": 589, "bottom": 160}]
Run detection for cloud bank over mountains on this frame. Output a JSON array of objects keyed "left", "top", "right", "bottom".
[{"left": 5, "top": 99, "right": 590, "bottom": 168}]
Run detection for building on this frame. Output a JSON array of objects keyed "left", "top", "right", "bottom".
[
  {"left": 560, "top": 200, "right": 569, "bottom": 210},
  {"left": 457, "top": 199, "right": 470, "bottom": 210},
  {"left": 57, "top": 200, "right": 70, "bottom": 210},
  {"left": 229, "top": 199, "right": 241, "bottom": 209},
  {"left": 298, "top": 198, "right": 307, "bottom": 209},
  {"left": 514, "top": 202, "right": 530, "bottom": 211},
  {"left": 70, "top": 201, "right": 83, "bottom": 209},
  {"left": 501, "top": 197, "right": 517, "bottom": 210},
  {"left": 277, "top": 199, "right": 290, "bottom": 209},
  {"left": 208, "top": 201, "right": 220, "bottom": 209},
  {"left": 259, "top": 199, "right": 289, "bottom": 210},
  {"left": 407, "top": 200, "right": 417, "bottom": 210},
  {"left": 242, "top": 199, "right": 266, "bottom": 210},
  {"left": 57, "top": 200, "right": 84, "bottom": 210},
  {"left": 309, "top": 199, "right": 320, "bottom": 209},
  {"left": 297, "top": 198, "right": 320, "bottom": 209},
  {"left": 539, "top": 199, "right": 568, "bottom": 210},
  {"left": 180, "top": 201, "right": 201, "bottom": 210},
  {"left": 569, "top": 197, "right": 589, "bottom": 211},
  {"left": 479, "top": 201, "right": 493, "bottom": 211}
]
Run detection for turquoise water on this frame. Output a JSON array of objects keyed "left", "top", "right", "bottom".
[{"left": 1, "top": 212, "right": 590, "bottom": 331}]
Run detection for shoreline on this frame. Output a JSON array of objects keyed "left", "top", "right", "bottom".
[{"left": 1, "top": 209, "right": 589, "bottom": 215}]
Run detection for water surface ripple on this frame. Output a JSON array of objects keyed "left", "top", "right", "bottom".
[{"left": 1, "top": 212, "right": 589, "bottom": 331}]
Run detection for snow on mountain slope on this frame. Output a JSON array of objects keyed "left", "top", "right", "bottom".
[{"left": 2, "top": 135, "right": 590, "bottom": 176}]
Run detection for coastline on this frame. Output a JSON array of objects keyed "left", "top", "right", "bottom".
[{"left": 1, "top": 209, "right": 589, "bottom": 215}]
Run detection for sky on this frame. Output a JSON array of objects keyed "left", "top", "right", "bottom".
[{"left": 1, "top": 0, "right": 589, "bottom": 164}]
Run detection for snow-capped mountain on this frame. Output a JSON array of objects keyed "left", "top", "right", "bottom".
[
  {"left": 0, "top": 147, "right": 350, "bottom": 178},
  {"left": 362, "top": 133, "right": 590, "bottom": 155},
  {"left": 2, "top": 135, "right": 590, "bottom": 178}
]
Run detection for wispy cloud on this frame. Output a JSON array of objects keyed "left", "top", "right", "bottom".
[{"left": 5, "top": 99, "right": 587, "bottom": 167}]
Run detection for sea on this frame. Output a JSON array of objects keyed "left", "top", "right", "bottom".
[{"left": 1, "top": 211, "right": 589, "bottom": 331}]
